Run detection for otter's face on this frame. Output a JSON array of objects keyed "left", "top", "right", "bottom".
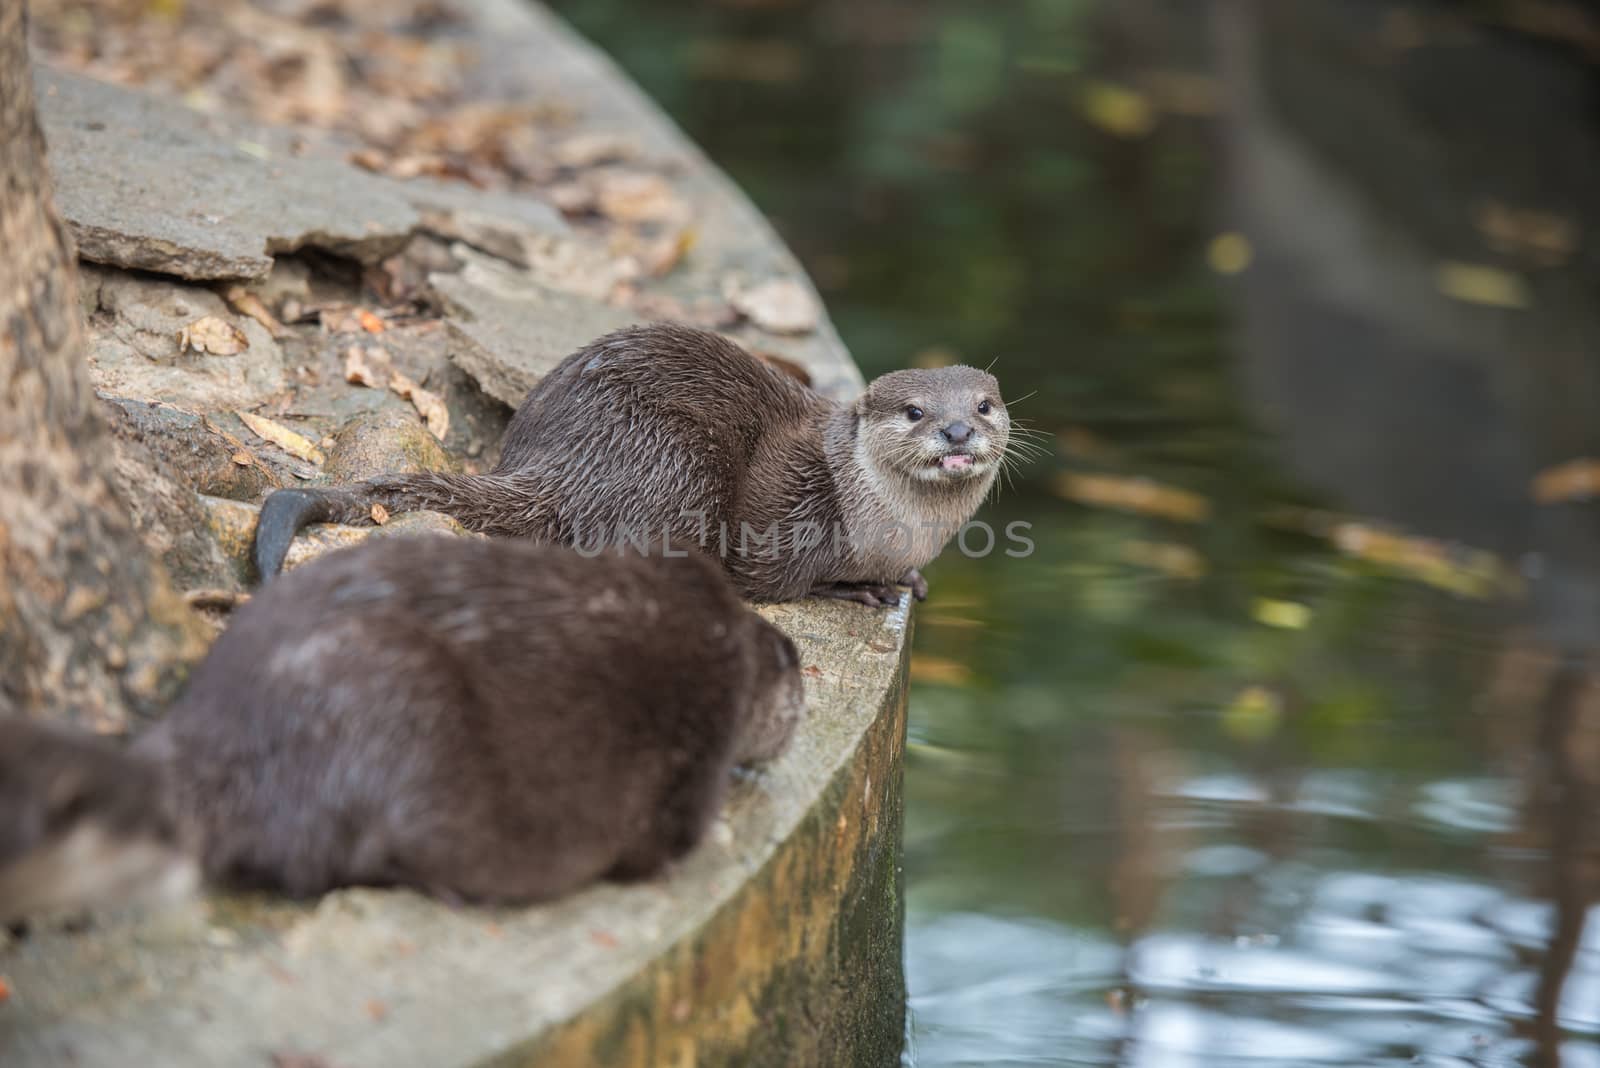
[
  {"left": 0, "top": 721, "right": 197, "bottom": 926},
  {"left": 736, "top": 619, "right": 806, "bottom": 766},
  {"left": 857, "top": 367, "right": 1009, "bottom": 484}
]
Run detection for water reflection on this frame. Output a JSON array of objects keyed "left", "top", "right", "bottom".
[{"left": 552, "top": 0, "right": 1600, "bottom": 1063}]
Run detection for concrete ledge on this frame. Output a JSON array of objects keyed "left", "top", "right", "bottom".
[
  {"left": 4, "top": 2, "right": 909, "bottom": 1063},
  {"left": 2, "top": 602, "right": 909, "bottom": 1067}
]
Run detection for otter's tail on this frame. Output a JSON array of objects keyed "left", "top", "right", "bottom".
[
  {"left": 252, "top": 472, "right": 552, "bottom": 580},
  {"left": 0, "top": 719, "right": 195, "bottom": 925}
]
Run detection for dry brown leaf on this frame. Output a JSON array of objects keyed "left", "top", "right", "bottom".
[
  {"left": 640, "top": 229, "right": 695, "bottom": 277},
  {"left": 236, "top": 410, "right": 327, "bottom": 465},
  {"left": 343, "top": 345, "right": 393, "bottom": 388},
  {"left": 230, "top": 451, "right": 254, "bottom": 467},
  {"left": 357, "top": 309, "right": 386, "bottom": 334},
  {"left": 728, "top": 278, "right": 819, "bottom": 335},
  {"left": 553, "top": 132, "right": 636, "bottom": 169},
  {"left": 222, "top": 286, "right": 288, "bottom": 339},
  {"left": 1532, "top": 458, "right": 1600, "bottom": 504},
  {"left": 388, "top": 372, "right": 450, "bottom": 441},
  {"left": 592, "top": 171, "right": 690, "bottom": 226},
  {"left": 178, "top": 315, "right": 249, "bottom": 355},
  {"left": 370, "top": 503, "right": 391, "bottom": 525}
]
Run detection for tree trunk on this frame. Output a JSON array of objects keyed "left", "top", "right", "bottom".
[{"left": 0, "top": 0, "right": 206, "bottom": 730}]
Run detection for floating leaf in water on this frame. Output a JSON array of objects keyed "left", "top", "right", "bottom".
[
  {"left": 1435, "top": 261, "right": 1529, "bottom": 309},
  {"left": 1054, "top": 472, "right": 1211, "bottom": 523},
  {"left": 1252, "top": 598, "right": 1311, "bottom": 630},
  {"left": 1223, "top": 685, "right": 1282, "bottom": 742},
  {"left": 1080, "top": 81, "right": 1155, "bottom": 138},
  {"left": 1474, "top": 200, "right": 1577, "bottom": 266},
  {"left": 1121, "top": 540, "right": 1207, "bottom": 579},
  {"left": 236, "top": 410, "right": 325, "bottom": 465},
  {"left": 178, "top": 315, "right": 248, "bottom": 355},
  {"left": 1531, "top": 457, "right": 1600, "bottom": 503},
  {"left": 1207, "top": 232, "right": 1253, "bottom": 275},
  {"left": 910, "top": 655, "right": 973, "bottom": 687}
]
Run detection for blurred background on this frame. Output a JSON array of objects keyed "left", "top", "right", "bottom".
[{"left": 547, "top": 1, "right": 1600, "bottom": 1065}]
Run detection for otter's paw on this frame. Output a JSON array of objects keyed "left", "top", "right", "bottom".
[
  {"left": 898, "top": 569, "right": 930, "bottom": 602},
  {"left": 809, "top": 582, "right": 902, "bottom": 608}
]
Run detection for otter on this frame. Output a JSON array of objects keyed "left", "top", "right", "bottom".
[
  {"left": 253, "top": 323, "right": 1009, "bottom": 607},
  {"left": 0, "top": 536, "right": 803, "bottom": 923}
]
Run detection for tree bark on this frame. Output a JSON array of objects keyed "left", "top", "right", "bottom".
[{"left": 0, "top": 0, "right": 206, "bottom": 730}]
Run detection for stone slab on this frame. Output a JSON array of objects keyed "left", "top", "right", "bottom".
[
  {"left": 36, "top": 69, "right": 569, "bottom": 283},
  {"left": 432, "top": 253, "right": 645, "bottom": 407}
]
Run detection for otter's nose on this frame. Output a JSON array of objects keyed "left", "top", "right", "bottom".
[{"left": 940, "top": 421, "right": 974, "bottom": 445}]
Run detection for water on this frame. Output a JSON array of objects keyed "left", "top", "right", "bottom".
[{"left": 551, "top": 1, "right": 1600, "bottom": 1063}]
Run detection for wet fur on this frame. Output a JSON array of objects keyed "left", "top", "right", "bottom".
[
  {"left": 0, "top": 538, "right": 803, "bottom": 918},
  {"left": 253, "top": 324, "right": 1008, "bottom": 602}
]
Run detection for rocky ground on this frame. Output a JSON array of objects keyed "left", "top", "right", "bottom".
[{"left": 28, "top": 0, "right": 858, "bottom": 716}]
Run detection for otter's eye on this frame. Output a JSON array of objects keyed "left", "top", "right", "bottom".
[
  {"left": 977, "top": 399, "right": 992, "bottom": 416},
  {"left": 905, "top": 406, "right": 925, "bottom": 422}
]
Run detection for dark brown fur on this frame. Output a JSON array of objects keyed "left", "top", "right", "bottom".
[
  {"left": 254, "top": 324, "right": 1009, "bottom": 605},
  {"left": 0, "top": 537, "right": 803, "bottom": 919}
]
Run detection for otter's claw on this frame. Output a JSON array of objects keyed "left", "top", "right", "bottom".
[
  {"left": 809, "top": 582, "right": 903, "bottom": 608},
  {"left": 898, "top": 569, "right": 930, "bottom": 602}
]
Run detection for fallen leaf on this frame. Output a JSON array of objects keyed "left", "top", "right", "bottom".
[
  {"left": 1435, "top": 262, "right": 1529, "bottom": 309},
  {"left": 178, "top": 315, "right": 249, "bottom": 355},
  {"left": 236, "top": 410, "right": 327, "bottom": 465},
  {"left": 357, "top": 309, "right": 386, "bottom": 334},
  {"left": 1532, "top": 458, "right": 1600, "bottom": 503},
  {"left": 728, "top": 278, "right": 819, "bottom": 335},
  {"left": 751, "top": 349, "right": 812, "bottom": 386},
  {"left": 343, "top": 345, "right": 393, "bottom": 388},
  {"left": 230, "top": 451, "right": 254, "bottom": 466},
  {"left": 592, "top": 171, "right": 690, "bottom": 225},
  {"left": 590, "top": 929, "right": 620, "bottom": 949},
  {"left": 388, "top": 372, "right": 450, "bottom": 441},
  {"left": 364, "top": 1000, "right": 388, "bottom": 1022},
  {"left": 553, "top": 132, "right": 636, "bottom": 169},
  {"left": 222, "top": 286, "right": 288, "bottom": 338},
  {"left": 370, "top": 503, "right": 390, "bottom": 525},
  {"left": 184, "top": 589, "right": 250, "bottom": 610},
  {"left": 269, "top": 1055, "right": 334, "bottom": 1068},
  {"left": 640, "top": 228, "right": 695, "bottom": 277}
]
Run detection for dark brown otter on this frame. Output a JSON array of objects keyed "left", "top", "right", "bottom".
[
  {"left": 0, "top": 536, "right": 804, "bottom": 922},
  {"left": 253, "top": 323, "right": 1009, "bottom": 607}
]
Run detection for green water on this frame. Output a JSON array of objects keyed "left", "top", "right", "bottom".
[{"left": 552, "top": 1, "right": 1600, "bottom": 1063}]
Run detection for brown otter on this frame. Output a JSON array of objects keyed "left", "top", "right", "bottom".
[
  {"left": 0, "top": 536, "right": 803, "bottom": 922},
  {"left": 253, "top": 323, "right": 1010, "bottom": 607}
]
